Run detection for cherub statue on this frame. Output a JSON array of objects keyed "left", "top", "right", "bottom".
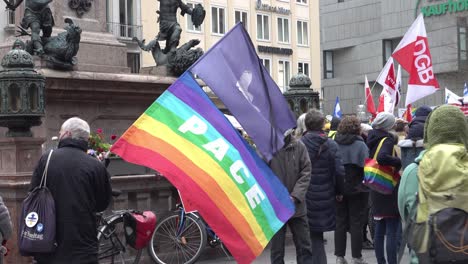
[{"left": 3, "top": 0, "right": 54, "bottom": 55}]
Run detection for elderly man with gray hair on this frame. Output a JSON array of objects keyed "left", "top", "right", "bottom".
[{"left": 29, "top": 117, "right": 112, "bottom": 264}]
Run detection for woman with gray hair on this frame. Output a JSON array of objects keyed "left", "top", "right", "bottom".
[
  {"left": 301, "top": 109, "right": 345, "bottom": 264},
  {"left": 295, "top": 113, "right": 307, "bottom": 139}
]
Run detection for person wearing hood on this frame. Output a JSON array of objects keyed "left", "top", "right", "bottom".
[
  {"left": 301, "top": 109, "right": 345, "bottom": 264},
  {"left": 334, "top": 116, "right": 369, "bottom": 264},
  {"left": 328, "top": 116, "right": 342, "bottom": 139},
  {"left": 398, "top": 105, "right": 468, "bottom": 264},
  {"left": 367, "top": 112, "right": 402, "bottom": 264},
  {"left": 269, "top": 128, "right": 313, "bottom": 264},
  {"left": 406, "top": 105, "right": 432, "bottom": 140}
]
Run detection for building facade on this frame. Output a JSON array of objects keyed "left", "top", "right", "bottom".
[
  {"left": 320, "top": 0, "right": 468, "bottom": 116},
  {"left": 141, "top": 0, "right": 321, "bottom": 94}
]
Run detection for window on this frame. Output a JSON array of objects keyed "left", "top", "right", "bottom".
[
  {"left": 298, "top": 62, "right": 309, "bottom": 76},
  {"left": 278, "top": 60, "right": 291, "bottom": 92},
  {"left": 382, "top": 38, "right": 402, "bottom": 65},
  {"left": 296, "top": 0, "right": 307, "bottom": 3},
  {"left": 260, "top": 58, "right": 271, "bottom": 73},
  {"left": 324, "top": 51, "right": 334, "bottom": 79},
  {"left": 7, "top": 9, "right": 15, "bottom": 25},
  {"left": 127, "top": 53, "right": 140, "bottom": 73},
  {"left": 211, "top": 6, "right": 226, "bottom": 35},
  {"left": 277, "top": 17, "right": 290, "bottom": 44},
  {"left": 458, "top": 18, "right": 467, "bottom": 62},
  {"left": 383, "top": 39, "right": 393, "bottom": 63},
  {"left": 119, "top": 0, "right": 134, "bottom": 37},
  {"left": 235, "top": 10, "right": 248, "bottom": 31},
  {"left": 297, "top": 20, "right": 309, "bottom": 46},
  {"left": 187, "top": 3, "right": 202, "bottom": 32},
  {"left": 257, "top": 14, "right": 270, "bottom": 41}
]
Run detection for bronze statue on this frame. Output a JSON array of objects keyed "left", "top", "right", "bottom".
[
  {"left": 133, "top": 0, "right": 205, "bottom": 76},
  {"left": 156, "top": 0, "right": 204, "bottom": 53},
  {"left": 4, "top": 0, "right": 54, "bottom": 56},
  {"left": 134, "top": 38, "right": 203, "bottom": 76}
]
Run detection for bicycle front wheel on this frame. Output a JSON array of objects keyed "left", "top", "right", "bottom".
[
  {"left": 148, "top": 212, "right": 207, "bottom": 264},
  {"left": 97, "top": 215, "right": 142, "bottom": 264}
]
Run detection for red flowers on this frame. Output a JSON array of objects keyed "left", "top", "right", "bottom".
[{"left": 111, "top": 134, "right": 117, "bottom": 140}]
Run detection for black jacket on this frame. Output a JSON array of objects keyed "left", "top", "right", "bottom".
[
  {"left": 269, "top": 135, "right": 311, "bottom": 218},
  {"left": 407, "top": 105, "right": 432, "bottom": 140},
  {"left": 301, "top": 131, "right": 345, "bottom": 232},
  {"left": 30, "top": 138, "right": 112, "bottom": 264},
  {"left": 335, "top": 134, "right": 369, "bottom": 195},
  {"left": 366, "top": 129, "right": 401, "bottom": 218}
]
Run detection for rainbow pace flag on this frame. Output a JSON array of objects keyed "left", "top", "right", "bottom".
[{"left": 110, "top": 72, "right": 294, "bottom": 263}]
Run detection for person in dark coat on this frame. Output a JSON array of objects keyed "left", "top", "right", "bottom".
[
  {"left": 0, "top": 196, "right": 12, "bottom": 264},
  {"left": 328, "top": 116, "right": 342, "bottom": 139},
  {"left": 269, "top": 129, "right": 313, "bottom": 264},
  {"left": 367, "top": 112, "right": 402, "bottom": 264},
  {"left": 301, "top": 109, "right": 345, "bottom": 264},
  {"left": 29, "top": 117, "right": 112, "bottom": 264},
  {"left": 406, "top": 105, "right": 432, "bottom": 140},
  {"left": 334, "top": 116, "right": 369, "bottom": 264}
]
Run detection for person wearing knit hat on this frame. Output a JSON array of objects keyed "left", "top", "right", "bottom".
[
  {"left": 398, "top": 105, "right": 468, "bottom": 264},
  {"left": 371, "top": 112, "right": 396, "bottom": 131},
  {"left": 366, "top": 112, "right": 402, "bottom": 264}
]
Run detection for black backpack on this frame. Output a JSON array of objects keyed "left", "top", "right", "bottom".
[{"left": 18, "top": 150, "right": 57, "bottom": 255}]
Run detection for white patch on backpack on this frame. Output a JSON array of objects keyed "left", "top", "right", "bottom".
[{"left": 25, "top": 212, "right": 39, "bottom": 228}]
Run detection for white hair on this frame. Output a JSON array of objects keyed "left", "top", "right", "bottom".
[
  {"left": 295, "top": 113, "right": 307, "bottom": 138},
  {"left": 60, "top": 117, "right": 90, "bottom": 140}
]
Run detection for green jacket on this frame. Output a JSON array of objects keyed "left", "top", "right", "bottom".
[
  {"left": 398, "top": 151, "right": 424, "bottom": 264},
  {"left": 398, "top": 143, "right": 468, "bottom": 264}
]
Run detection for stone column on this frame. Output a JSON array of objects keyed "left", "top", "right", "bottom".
[{"left": 0, "top": 137, "right": 44, "bottom": 264}]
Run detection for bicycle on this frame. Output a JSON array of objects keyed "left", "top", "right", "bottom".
[
  {"left": 147, "top": 203, "right": 231, "bottom": 264},
  {"left": 97, "top": 190, "right": 143, "bottom": 264}
]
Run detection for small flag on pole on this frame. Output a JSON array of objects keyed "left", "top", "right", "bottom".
[
  {"left": 333, "top": 97, "right": 342, "bottom": 118},
  {"left": 376, "top": 57, "right": 397, "bottom": 114},
  {"left": 364, "top": 75, "right": 376, "bottom": 117}
]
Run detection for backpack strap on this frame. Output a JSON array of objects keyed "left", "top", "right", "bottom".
[{"left": 39, "top": 150, "right": 54, "bottom": 188}]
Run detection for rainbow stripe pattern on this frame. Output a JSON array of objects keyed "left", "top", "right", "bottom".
[
  {"left": 363, "top": 138, "right": 400, "bottom": 194},
  {"left": 111, "top": 73, "right": 294, "bottom": 263},
  {"left": 363, "top": 158, "right": 399, "bottom": 194}
]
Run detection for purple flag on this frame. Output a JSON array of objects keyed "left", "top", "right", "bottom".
[{"left": 190, "top": 23, "right": 296, "bottom": 161}]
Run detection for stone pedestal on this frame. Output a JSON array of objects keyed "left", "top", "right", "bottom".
[{"left": 0, "top": 137, "right": 44, "bottom": 264}]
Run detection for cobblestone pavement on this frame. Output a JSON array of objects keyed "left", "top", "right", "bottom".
[{"left": 198, "top": 231, "right": 409, "bottom": 264}]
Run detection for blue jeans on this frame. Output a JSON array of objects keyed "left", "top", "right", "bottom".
[{"left": 374, "top": 218, "right": 402, "bottom": 264}]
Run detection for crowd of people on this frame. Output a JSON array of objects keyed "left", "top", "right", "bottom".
[
  {"left": 0, "top": 106, "right": 466, "bottom": 264},
  {"left": 269, "top": 105, "right": 468, "bottom": 264}
]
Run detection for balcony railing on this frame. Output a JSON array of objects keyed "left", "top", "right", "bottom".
[{"left": 107, "top": 22, "right": 142, "bottom": 40}]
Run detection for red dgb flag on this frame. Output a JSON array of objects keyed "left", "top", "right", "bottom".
[{"left": 392, "top": 13, "right": 440, "bottom": 106}]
